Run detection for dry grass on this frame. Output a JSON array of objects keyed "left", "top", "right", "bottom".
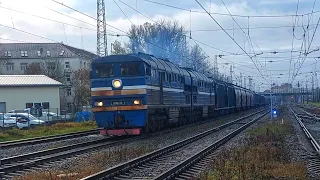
[
  {"left": 202, "top": 107, "right": 307, "bottom": 180},
  {"left": 0, "top": 121, "right": 97, "bottom": 142},
  {"left": 13, "top": 146, "right": 154, "bottom": 180}
]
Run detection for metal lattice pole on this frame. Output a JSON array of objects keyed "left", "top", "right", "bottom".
[{"left": 97, "top": 0, "right": 108, "bottom": 56}]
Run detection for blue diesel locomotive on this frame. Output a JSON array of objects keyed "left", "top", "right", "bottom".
[{"left": 91, "top": 53, "right": 266, "bottom": 136}]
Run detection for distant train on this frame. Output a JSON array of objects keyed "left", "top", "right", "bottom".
[{"left": 91, "top": 53, "right": 267, "bottom": 136}]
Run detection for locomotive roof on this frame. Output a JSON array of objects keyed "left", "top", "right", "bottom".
[{"left": 93, "top": 54, "right": 257, "bottom": 93}]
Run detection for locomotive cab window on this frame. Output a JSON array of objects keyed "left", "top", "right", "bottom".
[
  {"left": 151, "top": 69, "right": 156, "bottom": 78},
  {"left": 146, "top": 66, "right": 151, "bottom": 76},
  {"left": 120, "top": 63, "right": 141, "bottom": 76},
  {"left": 96, "top": 64, "right": 114, "bottom": 78}
]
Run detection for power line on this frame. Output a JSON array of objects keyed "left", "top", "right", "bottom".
[
  {"left": 142, "top": 0, "right": 320, "bottom": 18},
  {"left": 195, "top": 0, "right": 269, "bottom": 83},
  {"left": 51, "top": 0, "right": 128, "bottom": 35},
  {"left": 0, "top": 37, "right": 30, "bottom": 43},
  {"left": 291, "top": 16, "right": 320, "bottom": 82},
  {"left": 0, "top": 5, "right": 122, "bottom": 36},
  {"left": 191, "top": 24, "right": 319, "bottom": 32},
  {"left": 220, "top": 0, "right": 266, "bottom": 78},
  {"left": 113, "top": 0, "right": 134, "bottom": 24},
  {"left": 0, "top": 23, "right": 60, "bottom": 43}
]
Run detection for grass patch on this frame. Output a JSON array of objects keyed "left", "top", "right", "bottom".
[
  {"left": 13, "top": 146, "right": 154, "bottom": 180},
  {"left": 0, "top": 121, "right": 97, "bottom": 142},
  {"left": 310, "top": 102, "right": 320, "bottom": 108},
  {"left": 202, "top": 109, "right": 307, "bottom": 180},
  {"left": 247, "top": 120, "right": 292, "bottom": 137}
]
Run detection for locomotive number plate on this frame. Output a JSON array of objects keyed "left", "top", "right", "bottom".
[{"left": 112, "top": 101, "right": 125, "bottom": 105}]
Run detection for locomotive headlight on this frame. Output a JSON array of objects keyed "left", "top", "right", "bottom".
[
  {"left": 95, "top": 101, "right": 103, "bottom": 107},
  {"left": 133, "top": 100, "right": 141, "bottom": 105},
  {"left": 112, "top": 79, "right": 122, "bottom": 88}
]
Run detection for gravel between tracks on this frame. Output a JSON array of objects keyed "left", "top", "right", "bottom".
[
  {"left": 0, "top": 135, "right": 105, "bottom": 159},
  {"left": 124, "top": 114, "right": 260, "bottom": 179},
  {"left": 12, "top": 109, "right": 261, "bottom": 179},
  {"left": 292, "top": 108, "right": 320, "bottom": 179},
  {"left": 192, "top": 107, "right": 311, "bottom": 179}
]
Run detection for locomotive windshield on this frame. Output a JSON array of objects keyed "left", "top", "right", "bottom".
[
  {"left": 120, "top": 63, "right": 141, "bottom": 76},
  {"left": 96, "top": 64, "right": 114, "bottom": 78}
]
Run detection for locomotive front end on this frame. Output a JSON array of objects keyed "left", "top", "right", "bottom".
[{"left": 91, "top": 56, "right": 148, "bottom": 136}]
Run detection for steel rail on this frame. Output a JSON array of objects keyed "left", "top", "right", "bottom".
[
  {"left": 0, "top": 108, "right": 265, "bottom": 179},
  {"left": 81, "top": 108, "right": 267, "bottom": 180},
  {"left": 0, "top": 129, "right": 99, "bottom": 149},
  {"left": 154, "top": 110, "right": 269, "bottom": 180},
  {"left": 290, "top": 108, "right": 320, "bottom": 154}
]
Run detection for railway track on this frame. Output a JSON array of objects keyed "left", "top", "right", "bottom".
[
  {"left": 290, "top": 107, "right": 320, "bottom": 175},
  {"left": 0, "top": 129, "right": 99, "bottom": 149},
  {"left": 0, "top": 108, "right": 265, "bottom": 179},
  {"left": 299, "top": 107, "right": 320, "bottom": 121},
  {"left": 81, "top": 109, "right": 268, "bottom": 180}
]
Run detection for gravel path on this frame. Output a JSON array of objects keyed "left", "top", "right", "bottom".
[
  {"left": 0, "top": 134, "right": 106, "bottom": 159},
  {"left": 12, "top": 109, "right": 262, "bottom": 179}
]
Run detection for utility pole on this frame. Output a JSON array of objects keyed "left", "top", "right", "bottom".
[
  {"left": 270, "top": 83, "right": 273, "bottom": 120},
  {"left": 97, "top": 0, "right": 108, "bottom": 56},
  {"left": 306, "top": 79, "right": 308, "bottom": 103},
  {"left": 230, "top": 65, "right": 233, "bottom": 84},
  {"left": 312, "top": 74, "right": 315, "bottom": 102},
  {"left": 244, "top": 76, "right": 247, "bottom": 88},
  {"left": 214, "top": 55, "right": 218, "bottom": 78}
]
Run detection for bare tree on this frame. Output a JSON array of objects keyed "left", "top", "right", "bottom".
[
  {"left": 112, "top": 40, "right": 130, "bottom": 55},
  {"left": 25, "top": 62, "right": 42, "bottom": 75},
  {"left": 25, "top": 59, "right": 65, "bottom": 82},
  {"left": 70, "top": 68, "right": 91, "bottom": 112},
  {"left": 41, "top": 59, "right": 65, "bottom": 82}
]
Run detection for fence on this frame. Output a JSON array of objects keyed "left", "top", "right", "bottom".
[{"left": 1, "top": 107, "right": 93, "bottom": 131}]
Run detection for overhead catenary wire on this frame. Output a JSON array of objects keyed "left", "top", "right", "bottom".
[
  {"left": 141, "top": 0, "right": 320, "bottom": 18},
  {"left": 0, "top": 5, "right": 124, "bottom": 36},
  {"left": 49, "top": 0, "right": 320, "bottom": 63},
  {"left": 194, "top": 0, "right": 270, "bottom": 84},
  {"left": 219, "top": 0, "right": 267, "bottom": 79},
  {"left": 191, "top": 24, "right": 319, "bottom": 32},
  {"left": 290, "top": 1, "right": 319, "bottom": 83}
]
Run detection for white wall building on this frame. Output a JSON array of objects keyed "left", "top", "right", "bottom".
[
  {"left": 0, "top": 43, "right": 98, "bottom": 112},
  {"left": 0, "top": 75, "right": 62, "bottom": 113}
]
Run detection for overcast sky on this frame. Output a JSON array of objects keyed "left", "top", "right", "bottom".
[{"left": 0, "top": 0, "right": 319, "bottom": 91}]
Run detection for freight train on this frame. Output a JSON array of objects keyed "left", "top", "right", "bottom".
[{"left": 91, "top": 53, "right": 267, "bottom": 136}]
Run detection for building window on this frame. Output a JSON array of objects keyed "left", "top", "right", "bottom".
[
  {"left": 26, "top": 103, "right": 33, "bottom": 108},
  {"left": 83, "top": 62, "right": 86, "bottom": 68},
  {"left": 67, "top": 103, "right": 72, "bottom": 111},
  {"left": 21, "top": 51, "right": 28, "bottom": 57},
  {"left": 65, "top": 62, "right": 70, "bottom": 69},
  {"left": 20, "top": 63, "right": 28, "bottom": 71},
  {"left": 6, "top": 63, "right": 14, "bottom": 71},
  {"left": 47, "top": 51, "right": 51, "bottom": 57},
  {"left": 80, "top": 61, "right": 83, "bottom": 69},
  {"left": 4, "top": 51, "right": 11, "bottom": 57},
  {"left": 42, "top": 102, "right": 50, "bottom": 109},
  {"left": 67, "top": 88, "right": 72, "bottom": 96},
  {"left": 34, "top": 103, "right": 41, "bottom": 108},
  {"left": 66, "top": 74, "right": 71, "bottom": 82},
  {"left": 48, "top": 62, "right": 55, "bottom": 70},
  {"left": 59, "top": 50, "right": 65, "bottom": 56},
  {"left": 37, "top": 51, "right": 41, "bottom": 57}
]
